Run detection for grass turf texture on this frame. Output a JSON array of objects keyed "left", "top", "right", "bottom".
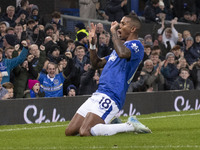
[{"left": 0, "top": 110, "right": 200, "bottom": 150}]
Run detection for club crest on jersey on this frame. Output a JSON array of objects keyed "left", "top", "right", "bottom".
[
  {"left": 53, "top": 79, "right": 59, "bottom": 85},
  {"left": 108, "top": 51, "right": 117, "bottom": 62},
  {"left": 131, "top": 43, "right": 139, "bottom": 53}
]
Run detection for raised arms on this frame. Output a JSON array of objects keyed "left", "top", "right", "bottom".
[{"left": 89, "top": 23, "right": 107, "bottom": 69}]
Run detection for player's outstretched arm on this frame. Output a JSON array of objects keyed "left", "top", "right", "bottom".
[{"left": 89, "top": 23, "right": 107, "bottom": 69}]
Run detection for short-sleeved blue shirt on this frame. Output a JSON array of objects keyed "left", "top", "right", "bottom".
[
  {"left": 38, "top": 72, "right": 65, "bottom": 97},
  {"left": 96, "top": 40, "right": 144, "bottom": 109}
]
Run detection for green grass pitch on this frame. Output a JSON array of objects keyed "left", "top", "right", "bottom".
[{"left": 0, "top": 110, "right": 200, "bottom": 150}]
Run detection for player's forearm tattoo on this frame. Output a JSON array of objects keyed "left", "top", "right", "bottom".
[
  {"left": 112, "top": 32, "right": 131, "bottom": 58},
  {"left": 112, "top": 32, "right": 119, "bottom": 41}
]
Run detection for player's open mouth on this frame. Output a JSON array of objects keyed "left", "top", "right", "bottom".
[
  {"left": 117, "top": 30, "right": 121, "bottom": 35},
  {"left": 117, "top": 30, "right": 122, "bottom": 38}
]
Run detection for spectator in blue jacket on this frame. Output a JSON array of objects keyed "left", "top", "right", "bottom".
[{"left": 0, "top": 40, "right": 28, "bottom": 84}]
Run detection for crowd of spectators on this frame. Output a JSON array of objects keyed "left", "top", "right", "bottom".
[
  {"left": 0, "top": 0, "right": 200, "bottom": 100},
  {"left": 143, "top": 0, "right": 200, "bottom": 24},
  {"left": 96, "top": 0, "right": 200, "bottom": 24}
]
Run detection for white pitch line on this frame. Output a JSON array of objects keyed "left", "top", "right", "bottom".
[
  {"left": 1, "top": 145, "right": 200, "bottom": 150},
  {"left": 0, "top": 124, "right": 66, "bottom": 132},
  {"left": 120, "top": 112, "right": 200, "bottom": 122},
  {"left": 140, "top": 112, "right": 200, "bottom": 120},
  {"left": 0, "top": 112, "right": 200, "bottom": 132}
]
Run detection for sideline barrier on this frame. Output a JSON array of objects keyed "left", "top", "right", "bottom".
[{"left": 0, "top": 90, "right": 199, "bottom": 125}]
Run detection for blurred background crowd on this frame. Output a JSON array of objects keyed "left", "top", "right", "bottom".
[{"left": 0, "top": 0, "right": 200, "bottom": 100}]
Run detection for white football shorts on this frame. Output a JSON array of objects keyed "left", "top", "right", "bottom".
[{"left": 76, "top": 92, "right": 119, "bottom": 124}]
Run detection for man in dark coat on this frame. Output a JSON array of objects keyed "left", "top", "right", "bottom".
[
  {"left": 105, "top": 0, "right": 129, "bottom": 23},
  {"left": 144, "top": 0, "right": 160, "bottom": 23},
  {"left": 171, "top": 68, "right": 194, "bottom": 90}
]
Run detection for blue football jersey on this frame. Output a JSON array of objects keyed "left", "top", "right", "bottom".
[{"left": 96, "top": 40, "right": 144, "bottom": 109}]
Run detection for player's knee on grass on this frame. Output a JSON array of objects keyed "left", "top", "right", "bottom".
[
  {"left": 79, "top": 126, "right": 91, "bottom": 136},
  {"left": 65, "top": 128, "right": 72, "bottom": 136},
  {"left": 65, "top": 127, "right": 78, "bottom": 136}
]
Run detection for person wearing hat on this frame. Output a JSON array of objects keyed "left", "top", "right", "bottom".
[
  {"left": 75, "top": 22, "right": 88, "bottom": 41},
  {"left": 161, "top": 52, "right": 179, "bottom": 90},
  {"left": 77, "top": 32, "right": 87, "bottom": 42},
  {"left": 44, "top": 23, "right": 54, "bottom": 37},
  {"left": 0, "top": 40, "right": 29, "bottom": 84},
  {"left": 144, "top": 34, "right": 153, "bottom": 47},
  {"left": 29, "top": 5, "right": 40, "bottom": 22},
  {"left": 184, "top": 36, "right": 200, "bottom": 65},
  {"left": 47, "top": 44, "right": 61, "bottom": 64},
  {"left": 24, "top": 79, "right": 45, "bottom": 98},
  {"left": 138, "top": 37, "right": 145, "bottom": 45},
  {"left": 3, "top": 34, "right": 17, "bottom": 48},
  {"left": 75, "top": 32, "right": 89, "bottom": 53},
  {"left": 18, "top": 10, "right": 28, "bottom": 26},
  {"left": 66, "top": 84, "right": 77, "bottom": 97},
  {"left": 178, "top": 11, "right": 193, "bottom": 23}
]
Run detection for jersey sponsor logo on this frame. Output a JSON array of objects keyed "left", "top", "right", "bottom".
[
  {"left": 41, "top": 83, "right": 63, "bottom": 92},
  {"left": 43, "top": 81, "right": 49, "bottom": 84}
]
